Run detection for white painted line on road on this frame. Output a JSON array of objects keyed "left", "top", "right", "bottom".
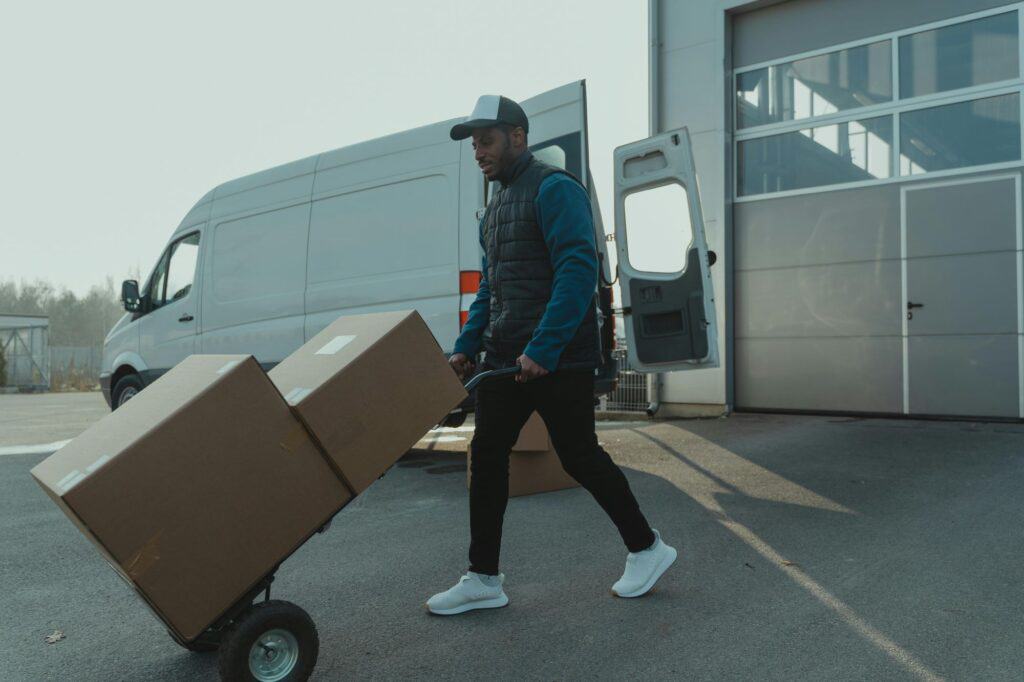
[
  {"left": 631, "top": 425, "right": 944, "bottom": 682},
  {"left": 0, "top": 440, "right": 71, "bottom": 457}
]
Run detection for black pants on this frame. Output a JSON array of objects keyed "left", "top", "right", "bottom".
[{"left": 468, "top": 367, "right": 655, "bottom": 575}]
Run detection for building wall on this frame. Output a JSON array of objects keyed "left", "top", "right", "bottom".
[{"left": 653, "top": 0, "right": 1023, "bottom": 417}]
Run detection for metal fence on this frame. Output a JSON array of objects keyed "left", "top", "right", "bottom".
[
  {"left": 50, "top": 346, "right": 103, "bottom": 390},
  {"left": 598, "top": 347, "right": 649, "bottom": 414},
  {"left": 0, "top": 316, "right": 50, "bottom": 390}
]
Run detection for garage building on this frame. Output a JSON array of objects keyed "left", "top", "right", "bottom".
[{"left": 652, "top": 0, "right": 1024, "bottom": 419}]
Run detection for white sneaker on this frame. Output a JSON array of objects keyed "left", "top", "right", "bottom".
[
  {"left": 612, "top": 529, "right": 677, "bottom": 598},
  {"left": 426, "top": 572, "right": 510, "bottom": 615}
]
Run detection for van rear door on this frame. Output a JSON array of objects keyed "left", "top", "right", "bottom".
[
  {"left": 613, "top": 128, "right": 719, "bottom": 372},
  {"left": 518, "top": 81, "right": 616, "bottom": 387}
]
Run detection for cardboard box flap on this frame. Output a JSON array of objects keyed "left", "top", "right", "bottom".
[
  {"left": 269, "top": 310, "right": 467, "bottom": 493},
  {"left": 30, "top": 354, "right": 254, "bottom": 497}
]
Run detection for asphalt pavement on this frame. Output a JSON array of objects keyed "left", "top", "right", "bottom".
[{"left": 1, "top": 394, "right": 1023, "bottom": 680}]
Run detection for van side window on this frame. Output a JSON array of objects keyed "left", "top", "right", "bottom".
[{"left": 147, "top": 232, "right": 200, "bottom": 310}]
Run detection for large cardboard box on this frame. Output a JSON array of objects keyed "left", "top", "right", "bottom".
[
  {"left": 31, "top": 355, "right": 350, "bottom": 642},
  {"left": 269, "top": 310, "right": 467, "bottom": 494},
  {"left": 467, "top": 413, "right": 581, "bottom": 497}
]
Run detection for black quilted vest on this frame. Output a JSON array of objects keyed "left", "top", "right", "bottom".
[{"left": 481, "top": 153, "right": 600, "bottom": 370}]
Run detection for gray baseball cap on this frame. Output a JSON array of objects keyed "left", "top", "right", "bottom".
[{"left": 450, "top": 95, "right": 529, "bottom": 140}]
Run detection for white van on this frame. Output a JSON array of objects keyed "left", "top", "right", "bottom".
[{"left": 100, "top": 81, "right": 720, "bottom": 410}]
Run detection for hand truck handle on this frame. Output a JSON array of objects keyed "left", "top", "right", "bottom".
[{"left": 462, "top": 365, "right": 521, "bottom": 392}]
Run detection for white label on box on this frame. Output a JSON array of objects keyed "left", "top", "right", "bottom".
[
  {"left": 284, "top": 387, "right": 313, "bottom": 405},
  {"left": 314, "top": 335, "right": 356, "bottom": 356},
  {"left": 216, "top": 360, "right": 242, "bottom": 374},
  {"left": 56, "top": 470, "right": 87, "bottom": 493},
  {"left": 85, "top": 454, "right": 111, "bottom": 474}
]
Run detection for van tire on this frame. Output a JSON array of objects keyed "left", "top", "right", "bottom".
[{"left": 112, "top": 374, "right": 144, "bottom": 409}]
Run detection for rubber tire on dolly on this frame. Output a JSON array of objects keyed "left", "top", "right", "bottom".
[
  {"left": 111, "top": 373, "right": 144, "bottom": 409},
  {"left": 218, "top": 600, "right": 318, "bottom": 682}
]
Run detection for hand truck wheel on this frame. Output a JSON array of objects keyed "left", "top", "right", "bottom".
[{"left": 217, "top": 600, "right": 318, "bottom": 682}]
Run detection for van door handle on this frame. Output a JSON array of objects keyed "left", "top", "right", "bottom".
[
  {"left": 178, "top": 314, "right": 194, "bottom": 322},
  {"left": 907, "top": 302, "right": 924, "bottom": 309}
]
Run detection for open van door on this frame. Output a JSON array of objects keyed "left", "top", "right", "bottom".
[
  {"left": 519, "top": 80, "right": 617, "bottom": 390},
  {"left": 613, "top": 128, "right": 719, "bottom": 372},
  {"left": 520, "top": 80, "right": 590, "bottom": 188}
]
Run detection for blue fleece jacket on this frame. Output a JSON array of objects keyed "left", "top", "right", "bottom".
[{"left": 453, "top": 172, "right": 598, "bottom": 371}]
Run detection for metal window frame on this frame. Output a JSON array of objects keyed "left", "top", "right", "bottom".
[{"left": 732, "top": 3, "right": 1024, "bottom": 201}]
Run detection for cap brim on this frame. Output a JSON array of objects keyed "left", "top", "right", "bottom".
[{"left": 449, "top": 118, "right": 501, "bottom": 140}]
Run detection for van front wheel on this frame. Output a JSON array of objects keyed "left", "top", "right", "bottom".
[{"left": 112, "top": 374, "right": 144, "bottom": 409}]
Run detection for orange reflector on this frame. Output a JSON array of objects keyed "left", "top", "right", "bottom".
[
  {"left": 459, "top": 310, "right": 469, "bottom": 328},
  {"left": 460, "top": 270, "right": 481, "bottom": 294}
]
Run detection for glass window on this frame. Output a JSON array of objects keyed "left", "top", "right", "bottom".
[
  {"left": 738, "top": 116, "right": 892, "bottom": 196},
  {"left": 899, "top": 12, "right": 1019, "bottom": 99},
  {"left": 736, "top": 40, "right": 892, "bottom": 129},
  {"left": 164, "top": 233, "right": 199, "bottom": 303},
  {"left": 623, "top": 184, "right": 693, "bottom": 273},
  {"left": 899, "top": 94, "right": 1021, "bottom": 175},
  {"left": 530, "top": 132, "right": 582, "bottom": 179},
  {"left": 146, "top": 253, "right": 169, "bottom": 310}
]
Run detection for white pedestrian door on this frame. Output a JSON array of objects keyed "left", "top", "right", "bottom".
[{"left": 901, "top": 176, "right": 1023, "bottom": 418}]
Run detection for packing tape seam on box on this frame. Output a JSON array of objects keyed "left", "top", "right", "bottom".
[
  {"left": 284, "top": 387, "right": 314, "bottom": 405},
  {"left": 314, "top": 335, "right": 356, "bottom": 356},
  {"left": 216, "top": 359, "right": 243, "bottom": 374},
  {"left": 56, "top": 470, "right": 87, "bottom": 493}
]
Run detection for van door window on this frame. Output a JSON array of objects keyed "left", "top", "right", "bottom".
[
  {"left": 530, "top": 132, "right": 582, "bottom": 179},
  {"left": 147, "top": 233, "right": 199, "bottom": 311},
  {"left": 164, "top": 233, "right": 200, "bottom": 303}
]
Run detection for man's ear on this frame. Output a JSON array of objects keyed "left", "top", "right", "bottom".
[{"left": 513, "top": 126, "right": 527, "bottom": 150}]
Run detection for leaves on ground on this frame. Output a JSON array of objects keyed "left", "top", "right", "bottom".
[{"left": 44, "top": 630, "right": 65, "bottom": 644}]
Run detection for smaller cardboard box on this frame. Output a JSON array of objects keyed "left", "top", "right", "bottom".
[
  {"left": 512, "top": 411, "right": 550, "bottom": 451},
  {"left": 468, "top": 413, "right": 580, "bottom": 497},
  {"left": 269, "top": 310, "right": 468, "bottom": 494},
  {"left": 30, "top": 355, "right": 350, "bottom": 642}
]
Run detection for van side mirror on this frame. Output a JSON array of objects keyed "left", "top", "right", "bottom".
[{"left": 121, "top": 279, "right": 141, "bottom": 312}]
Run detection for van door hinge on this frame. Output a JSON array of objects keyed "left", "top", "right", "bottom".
[{"left": 604, "top": 234, "right": 615, "bottom": 242}]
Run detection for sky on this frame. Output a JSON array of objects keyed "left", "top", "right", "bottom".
[{"left": 1, "top": 0, "right": 649, "bottom": 296}]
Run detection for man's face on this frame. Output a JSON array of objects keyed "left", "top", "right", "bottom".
[{"left": 472, "top": 127, "right": 519, "bottom": 181}]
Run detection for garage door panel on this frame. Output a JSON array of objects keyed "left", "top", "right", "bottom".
[
  {"left": 736, "top": 337, "right": 902, "bottom": 413},
  {"left": 908, "top": 334, "right": 1019, "bottom": 417},
  {"left": 905, "top": 178, "right": 1017, "bottom": 257},
  {"left": 735, "top": 184, "right": 899, "bottom": 271},
  {"left": 736, "top": 261, "right": 902, "bottom": 338},
  {"left": 906, "top": 251, "right": 1018, "bottom": 335}
]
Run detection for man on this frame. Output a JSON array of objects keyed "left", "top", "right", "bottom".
[{"left": 426, "top": 95, "right": 677, "bottom": 616}]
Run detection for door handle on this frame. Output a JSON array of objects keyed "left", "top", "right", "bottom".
[
  {"left": 907, "top": 302, "right": 924, "bottom": 310},
  {"left": 178, "top": 314, "right": 194, "bottom": 322}
]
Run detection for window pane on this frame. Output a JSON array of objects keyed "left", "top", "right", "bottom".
[
  {"left": 530, "top": 132, "right": 582, "bottom": 178},
  {"left": 146, "top": 255, "right": 169, "bottom": 309},
  {"left": 738, "top": 116, "right": 892, "bottom": 196},
  {"left": 899, "top": 12, "right": 1019, "bottom": 99},
  {"left": 736, "top": 40, "right": 892, "bottom": 129},
  {"left": 899, "top": 94, "right": 1021, "bottom": 175},
  {"left": 165, "top": 233, "right": 199, "bottom": 303},
  {"left": 623, "top": 184, "right": 692, "bottom": 273}
]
